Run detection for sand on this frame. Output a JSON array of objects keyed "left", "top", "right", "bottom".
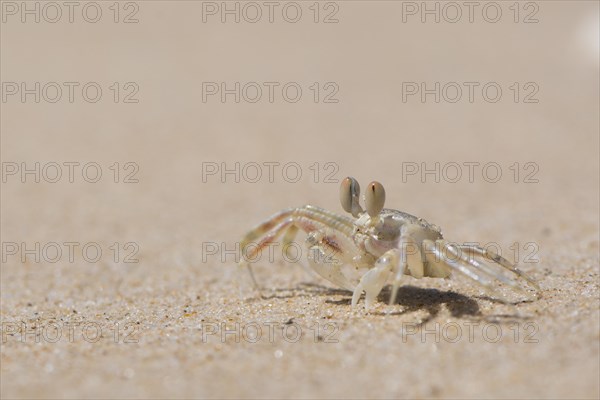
[{"left": 1, "top": 1, "right": 599, "bottom": 398}]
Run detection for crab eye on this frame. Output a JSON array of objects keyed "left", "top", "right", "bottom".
[
  {"left": 365, "top": 181, "right": 385, "bottom": 217},
  {"left": 340, "top": 177, "right": 361, "bottom": 215}
]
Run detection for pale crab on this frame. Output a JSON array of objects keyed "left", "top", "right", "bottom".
[{"left": 239, "top": 177, "right": 540, "bottom": 310}]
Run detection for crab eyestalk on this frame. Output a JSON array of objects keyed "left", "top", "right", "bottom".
[
  {"left": 365, "top": 181, "right": 385, "bottom": 218},
  {"left": 340, "top": 177, "right": 363, "bottom": 217}
]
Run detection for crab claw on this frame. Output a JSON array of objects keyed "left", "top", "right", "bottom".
[{"left": 351, "top": 255, "right": 393, "bottom": 310}]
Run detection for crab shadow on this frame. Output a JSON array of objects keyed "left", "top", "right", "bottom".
[
  {"left": 325, "top": 285, "right": 481, "bottom": 323},
  {"left": 256, "top": 282, "right": 531, "bottom": 325}
]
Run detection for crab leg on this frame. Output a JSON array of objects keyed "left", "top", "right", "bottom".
[
  {"left": 307, "top": 242, "right": 356, "bottom": 291},
  {"left": 239, "top": 217, "right": 294, "bottom": 293},
  {"left": 388, "top": 250, "right": 406, "bottom": 306},
  {"left": 239, "top": 206, "right": 361, "bottom": 290},
  {"left": 442, "top": 241, "right": 523, "bottom": 295},
  {"left": 422, "top": 239, "right": 541, "bottom": 302},
  {"left": 446, "top": 244, "right": 526, "bottom": 293},
  {"left": 457, "top": 244, "right": 540, "bottom": 291},
  {"left": 423, "top": 239, "right": 499, "bottom": 295},
  {"left": 240, "top": 205, "right": 354, "bottom": 252},
  {"left": 388, "top": 234, "right": 422, "bottom": 305},
  {"left": 242, "top": 218, "right": 294, "bottom": 261},
  {"left": 352, "top": 249, "right": 398, "bottom": 309},
  {"left": 282, "top": 225, "right": 299, "bottom": 259}
]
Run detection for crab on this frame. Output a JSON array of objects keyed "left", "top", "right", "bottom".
[{"left": 239, "top": 177, "right": 540, "bottom": 310}]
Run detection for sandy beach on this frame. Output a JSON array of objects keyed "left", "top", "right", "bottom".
[{"left": 1, "top": 1, "right": 599, "bottom": 398}]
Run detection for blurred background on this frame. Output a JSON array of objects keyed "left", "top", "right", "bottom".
[{"left": 1, "top": 1, "right": 599, "bottom": 398}]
